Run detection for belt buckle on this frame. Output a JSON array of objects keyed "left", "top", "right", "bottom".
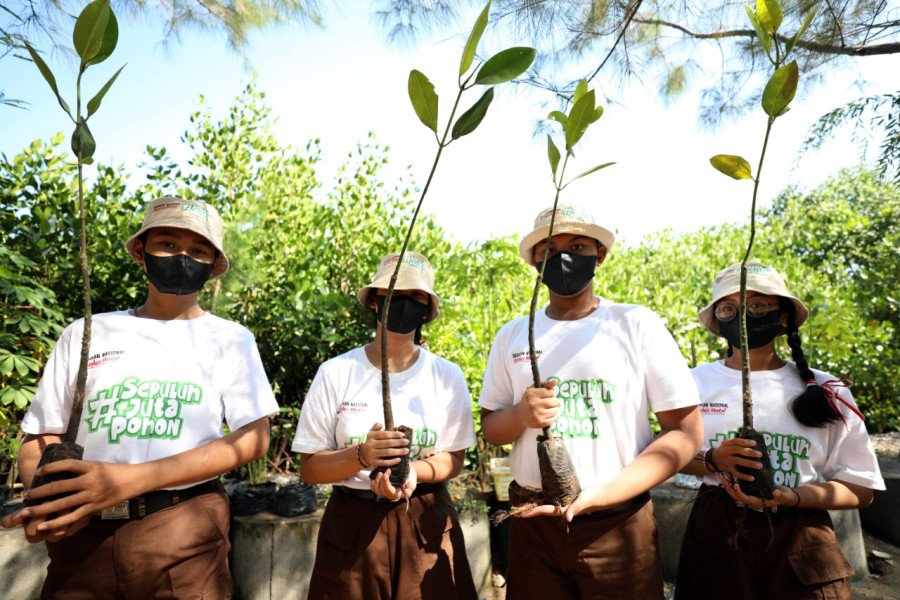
[{"left": 100, "top": 501, "right": 130, "bottom": 520}]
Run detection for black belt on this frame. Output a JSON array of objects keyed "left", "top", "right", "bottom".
[
  {"left": 96, "top": 480, "right": 223, "bottom": 520},
  {"left": 573, "top": 491, "right": 651, "bottom": 520},
  {"left": 333, "top": 483, "right": 440, "bottom": 501}
]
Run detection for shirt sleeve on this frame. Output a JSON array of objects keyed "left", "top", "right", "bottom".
[
  {"left": 820, "top": 382, "right": 886, "bottom": 490},
  {"left": 478, "top": 325, "right": 516, "bottom": 412},
  {"left": 638, "top": 308, "right": 701, "bottom": 414},
  {"left": 21, "top": 321, "right": 79, "bottom": 435},
  {"left": 292, "top": 366, "right": 339, "bottom": 454},
  {"left": 435, "top": 361, "right": 477, "bottom": 453},
  {"left": 221, "top": 329, "right": 279, "bottom": 431}
]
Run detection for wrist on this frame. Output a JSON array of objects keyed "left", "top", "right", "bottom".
[
  {"left": 792, "top": 487, "right": 802, "bottom": 507},
  {"left": 356, "top": 443, "right": 371, "bottom": 469}
]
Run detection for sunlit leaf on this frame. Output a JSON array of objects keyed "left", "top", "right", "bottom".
[
  {"left": 565, "top": 89, "right": 595, "bottom": 148},
  {"left": 744, "top": 6, "right": 772, "bottom": 57},
  {"left": 590, "top": 106, "right": 604, "bottom": 123},
  {"left": 87, "top": 65, "right": 124, "bottom": 117},
  {"left": 710, "top": 154, "right": 754, "bottom": 180},
  {"left": 548, "top": 111, "right": 567, "bottom": 128},
  {"left": 565, "top": 162, "right": 615, "bottom": 187},
  {"left": 761, "top": 61, "right": 798, "bottom": 117},
  {"left": 73, "top": 0, "right": 111, "bottom": 64},
  {"left": 87, "top": 8, "right": 118, "bottom": 66},
  {"left": 474, "top": 47, "right": 535, "bottom": 85},
  {"left": 452, "top": 87, "right": 494, "bottom": 139},
  {"left": 547, "top": 135, "right": 560, "bottom": 183},
  {"left": 71, "top": 119, "right": 96, "bottom": 160},
  {"left": 408, "top": 69, "right": 438, "bottom": 133},
  {"left": 756, "top": 0, "right": 783, "bottom": 33},
  {"left": 24, "top": 43, "right": 72, "bottom": 119},
  {"left": 786, "top": 9, "right": 816, "bottom": 57},
  {"left": 460, "top": 0, "right": 491, "bottom": 76},
  {"left": 572, "top": 79, "right": 588, "bottom": 104}
]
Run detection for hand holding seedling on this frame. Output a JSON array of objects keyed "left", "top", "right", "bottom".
[
  {"left": 515, "top": 380, "right": 559, "bottom": 430},
  {"left": 709, "top": 438, "right": 765, "bottom": 481},
  {"left": 708, "top": 0, "right": 815, "bottom": 500}
]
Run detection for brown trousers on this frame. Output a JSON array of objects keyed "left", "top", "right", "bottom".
[
  {"left": 307, "top": 484, "right": 478, "bottom": 600},
  {"left": 506, "top": 496, "right": 664, "bottom": 600},
  {"left": 42, "top": 489, "right": 233, "bottom": 599},
  {"left": 675, "top": 485, "right": 853, "bottom": 600}
]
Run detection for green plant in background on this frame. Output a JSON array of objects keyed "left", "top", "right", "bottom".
[
  {"left": 376, "top": 0, "right": 535, "bottom": 486},
  {"left": 525, "top": 79, "right": 613, "bottom": 507},
  {"left": 708, "top": 0, "right": 815, "bottom": 498},
  {"left": 245, "top": 456, "right": 269, "bottom": 486},
  {"left": 20, "top": 0, "right": 124, "bottom": 490}
]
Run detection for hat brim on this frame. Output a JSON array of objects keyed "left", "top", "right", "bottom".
[{"left": 519, "top": 222, "right": 615, "bottom": 265}]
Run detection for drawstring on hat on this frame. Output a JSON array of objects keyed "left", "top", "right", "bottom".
[{"left": 806, "top": 378, "right": 864, "bottom": 429}]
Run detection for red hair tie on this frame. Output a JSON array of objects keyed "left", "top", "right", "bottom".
[{"left": 807, "top": 378, "right": 864, "bottom": 428}]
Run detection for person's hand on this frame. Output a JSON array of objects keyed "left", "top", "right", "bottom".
[
  {"left": 711, "top": 438, "right": 765, "bottom": 481},
  {"left": 515, "top": 380, "right": 560, "bottom": 429},
  {"left": 17, "top": 459, "right": 137, "bottom": 536},
  {"left": 519, "top": 485, "right": 611, "bottom": 522},
  {"left": 2, "top": 504, "right": 91, "bottom": 543},
  {"left": 718, "top": 473, "right": 795, "bottom": 509},
  {"left": 359, "top": 423, "right": 409, "bottom": 469},
  {"left": 370, "top": 465, "right": 418, "bottom": 501}
]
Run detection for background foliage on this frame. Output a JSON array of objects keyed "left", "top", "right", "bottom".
[{"left": 2, "top": 85, "right": 898, "bottom": 484}]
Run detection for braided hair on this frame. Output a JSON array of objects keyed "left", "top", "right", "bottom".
[{"left": 782, "top": 298, "right": 841, "bottom": 428}]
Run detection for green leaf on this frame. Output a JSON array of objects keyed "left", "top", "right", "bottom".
[
  {"left": 590, "top": 105, "right": 604, "bottom": 123},
  {"left": 786, "top": 9, "right": 816, "bottom": 57},
  {"left": 460, "top": 0, "right": 491, "bottom": 76},
  {"left": 73, "top": 0, "right": 111, "bottom": 64},
  {"left": 451, "top": 87, "right": 494, "bottom": 139},
  {"left": 71, "top": 119, "right": 96, "bottom": 160},
  {"left": 87, "top": 64, "right": 124, "bottom": 117},
  {"left": 548, "top": 111, "right": 567, "bottom": 128},
  {"left": 744, "top": 6, "right": 772, "bottom": 57},
  {"left": 408, "top": 69, "right": 439, "bottom": 133},
  {"left": 572, "top": 79, "right": 588, "bottom": 104},
  {"left": 761, "top": 60, "right": 799, "bottom": 117},
  {"left": 756, "top": 0, "right": 783, "bottom": 33},
  {"left": 547, "top": 135, "right": 560, "bottom": 183},
  {"left": 474, "top": 47, "right": 535, "bottom": 85},
  {"left": 565, "top": 89, "right": 595, "bottom": 148},
  {"left": 87, "top": 8, "right": 118, "bottom": 66},
  {"left": 710, "top": 154, "right": 754, "bottom": 180},
  {"left": 566, "top": 162, "right": 615, "bottom": 187},
  {"left": 24, "top": 42, "right": 72, "bottom": 119}
]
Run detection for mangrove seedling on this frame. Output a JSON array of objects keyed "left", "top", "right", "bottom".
[
  {"left": 373, "top": 0, "right": 535, "bottom": 488},
  {"left": 22, "top": 0, "right": 124, "bottom": 502},
  {"left": 708, "top": 0, "right": 815, "bottom": 499}
]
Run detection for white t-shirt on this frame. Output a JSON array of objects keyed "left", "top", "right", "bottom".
[
  {"left": 292, "top": 346, "right": 476, "bottom": 489},
  {"left": 22, "top": 310, "right": 278, "bottom": 487},
  {"left": 693, "top": 360, "right": 885, "bottom": 490},
  {"left": 479, "top": 299, "right": 700, "bottom": 489}
]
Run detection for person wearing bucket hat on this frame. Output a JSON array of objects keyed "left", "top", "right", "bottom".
[
  {"left": 292, "top": 251, "right": 478, "bottom": 599},
  {"left": 478, "top": 204, "right": 703, "bottom": 599},
  {"left": 3, "top": 197, "right": 278, "bottom": 598},
  {"left": 674, "top": 261, "right": 884, "bottom": 600}
]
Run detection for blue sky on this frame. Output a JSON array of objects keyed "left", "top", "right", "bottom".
[{"left": 2, "top": 4, "right": 895, "bottom": 247}]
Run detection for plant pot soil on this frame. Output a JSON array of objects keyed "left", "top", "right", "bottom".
[
  {"left": 273, "top": 482, "right": 317, "bottom": 517},
  {"left": 25, "top": 441, "right": 84, "bottom": 507},
  {"left": 736, "top": 428, "right": 775, "bottom": 499},
  {"left": 369, "top": 425, "right": 413, "bottom": 488},
  {"left": 230, "top": 481, "right": 276, "bottom": 516},
  {"left": 537, "top": 433, "right": 581, "bottom": 506}
]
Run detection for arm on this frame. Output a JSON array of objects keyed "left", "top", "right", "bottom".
[
  {"left": 16, "top": 416, "right": 271, "bottom": 535},
  {"left": 17, "top": 433, "right": 63, "bottom": 490},
  {"left": 299, "top": 423, "right": 408, "bottom": 484},
  {"left": 720, "top": 475, "right": 874, "bottom": 510},
  {"left": 526, "top": 405, "right": 704, "bottom": 520},
  {"left": 480, "top": 380, "right": 558, "bottom": 445},
  {"left": 370, "top": 450, "right": 465, "bottom": 501}
]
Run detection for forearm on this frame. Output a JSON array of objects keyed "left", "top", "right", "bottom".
[
  {"left": 300, "top": 446, "right": 363, "bottom": 484},
  {"left": 679, "top": 451, "right": 711, "bottom": 478},
  {"left": 413, "top": 450, "right": 464, "bottom": 484},
  {"left": 480, "top": 407, "right": 527, "bottom": 445},
  {"left": 18, "top": 434, "right": 63, "bottom": 490},
  {"left": 793, "top": 480, "right": 874, "bottom": 510}
]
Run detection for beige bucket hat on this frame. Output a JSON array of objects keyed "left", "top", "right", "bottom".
[
  {"left": 356, "top": 252, "right": 440, "bottom": 323},
  {"left": 518, "top": 204, "right": 616, "bottom": 265},
  {"left": 125, "top": 197, "right": 229, "bottom": 279},
  {"left": 699, "top": 261, "right": 809, "bottom": 336}
]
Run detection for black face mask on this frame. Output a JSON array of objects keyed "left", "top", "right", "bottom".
[
  {"left": 718, "top": 310, "right": 783, "bottom": 350},
  {"left": 375, "top": 295, "right": 428, "bottom": 335},
  {"left": 144, "top": 254, "right": 213, "bottom": 295},
  {"left": 537, "top": 251, "right": 597, "bottom": 296}
]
